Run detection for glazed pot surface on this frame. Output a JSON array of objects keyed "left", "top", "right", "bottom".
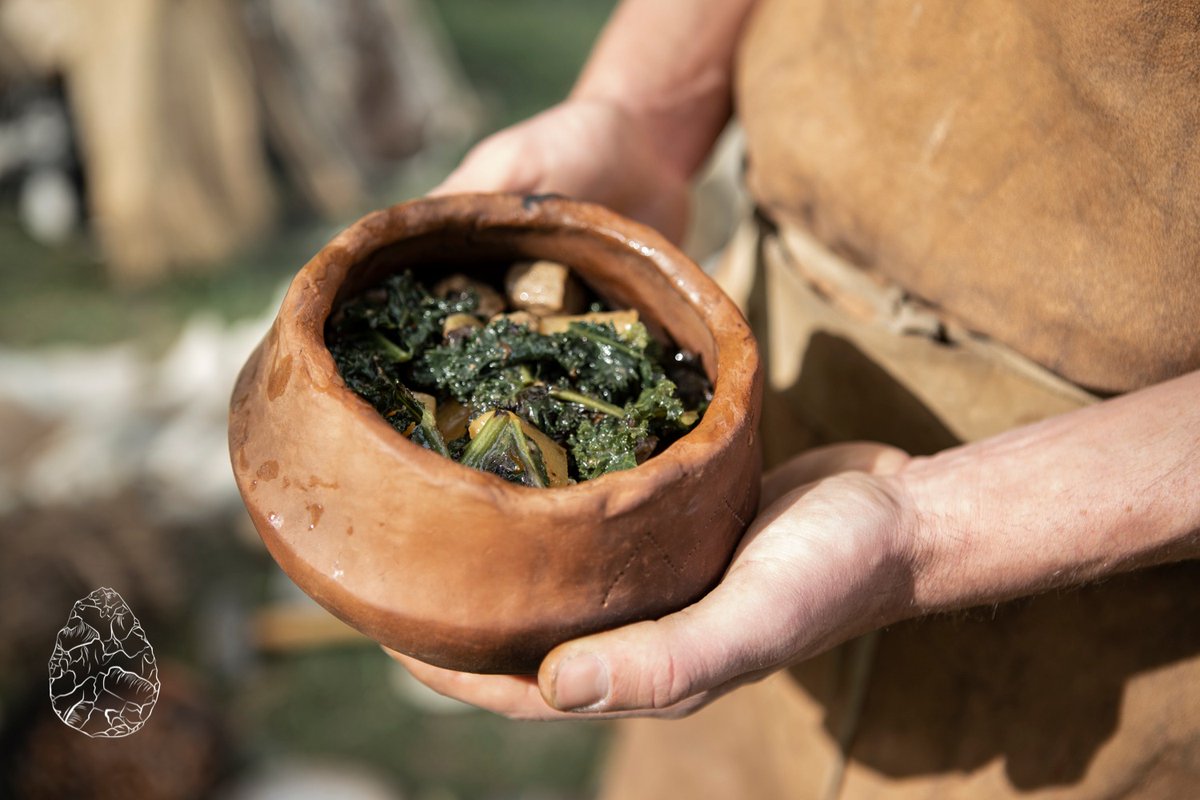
[{"left": 228, "top": 193, "right": 762, "bottom": 673}]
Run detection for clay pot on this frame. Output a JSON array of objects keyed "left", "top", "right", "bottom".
[{"left": 228, "top": 193, "right": 762, "bottom": 674}]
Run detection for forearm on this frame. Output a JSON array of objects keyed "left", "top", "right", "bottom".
[
  {"left": 571, "top": 0, "right": 759, "bottom": 179},
  {"left": 899, "top": 370, "right": 1200, "bottom": 613}
]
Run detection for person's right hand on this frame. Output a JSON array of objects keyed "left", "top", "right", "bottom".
[
  {"left": 433, "top": 98, "right": 692, "bottom": 244},
  {"left": 386, "top": 442, "right": 917, "bottom": 720}
]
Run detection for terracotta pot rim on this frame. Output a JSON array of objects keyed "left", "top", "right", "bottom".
[{"left": 276, "top": 192, "right": 757, "bottom": 503}]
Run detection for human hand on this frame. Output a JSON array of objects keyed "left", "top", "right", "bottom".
[
  {"left": 433, "top": 98, "right": 692, "bottom": 243},
  {"left": 387, "top": 442, "right": 917, "bottom": 720}
]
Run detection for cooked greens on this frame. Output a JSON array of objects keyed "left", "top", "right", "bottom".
[{"left": 326, "top": 269, "right": 710, "bottom": 486}]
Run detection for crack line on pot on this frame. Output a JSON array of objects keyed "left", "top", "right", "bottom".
[
  {"left": 642, "top": 530, "right": 680, "bottom": 577},
  {"left": 722, "top": 495, "right": 748, "bottom": 527},
  {"left": 601, "top": 544, "right": 643, "bottom": 609}
]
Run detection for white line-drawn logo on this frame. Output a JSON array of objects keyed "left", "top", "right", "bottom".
[{"left": 48, "top": 587, "right": 160, "bottom": 737}]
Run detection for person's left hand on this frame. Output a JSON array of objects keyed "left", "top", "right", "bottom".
[
  {"left": 387, "top": 442, "right": 918, "bottom": 720},
  {"left": 431, "top": 98, "right": 693, "bottom": 244}
]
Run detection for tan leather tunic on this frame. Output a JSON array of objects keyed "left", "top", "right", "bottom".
[
  {"left": 600, "top": 4, "right": 1200, "bottom": 797},
  {"left": 600, "top": 216, "right": 1200, "bottom": 800},
  {"left": 737, "top": 0, "right": 1200, "bottom": 393}
]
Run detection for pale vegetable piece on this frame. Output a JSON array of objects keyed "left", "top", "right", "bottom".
[
  {"left": 488, "top": 310, "right": 538, "bottom": 328},
  {"left": 539, "top": 309, "right": 640, "bottom": 336},
  {"left": 505, "top": 260, "right": 585, "bottom": 315},
  {"left": 442, "top": 313, "right": 483, "bottom": 337},
  {"left": 468, "top": 409, "right": 570, "bottom": 487},
  {"left": 436, "top": 397, "right": 471, "bottom": 441},
  {"left": 411, "top": 391, "right": 437, "bottom": 417},
  {"left": 518, "top": 419, "right": 571, "bottom": 488},
  {"left": 432, "top": 273, "right": 505, "bottom": 318}
]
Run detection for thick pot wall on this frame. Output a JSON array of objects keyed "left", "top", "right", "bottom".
[{"left": 229, "top": 194, "right": 762, "bottom": 673}]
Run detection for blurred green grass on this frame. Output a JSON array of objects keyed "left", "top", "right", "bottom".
[
  {"left": 0, "top": 208, "right": 332, "bottom": 350},
  {"left": 436, "top": 0, "right": 616, "bottom": 127},
  {"left": 235, "top": 648, "right": 610, "bottom": 798}
]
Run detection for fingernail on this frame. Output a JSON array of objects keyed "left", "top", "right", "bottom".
[{"left": 553, "top": 653, "right": 609, "bottom": 711}]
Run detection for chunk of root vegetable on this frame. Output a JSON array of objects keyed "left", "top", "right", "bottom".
[
  {"left": 539, "top": 309, "right": 639, "bottom": 336},
  {"left": 442, "top": 313, "right": 483, "bottom": 338},
  {"left": 436, "top": 398, "right": 471, "bottom": 441},
  {"left": 505, "top": 260, "right": 585, "bottom": 315},
  {"left": 488, "top": 310, "right": 538, "bottom": 328},
  {"left": 432, "top": 274, "right": 506, "bottom": 318}
]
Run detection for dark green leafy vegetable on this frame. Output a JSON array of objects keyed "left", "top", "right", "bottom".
[
  {"left": 569, "top": 378, "right": 694, "bottom": 480},
  {"left": 570, "top": 416, "right": 642, "bottom": 480},
  {"left": 553, "top": 321, "right": 655, "bottom": 403},
  {"left": 326, "top": 269, "right": 710, "bottom": 485},
  {"left": 329, "top": 335, "right": 450, "bottom": 457},
  {"left": 459, "top": 410, "right": 550, "bottom": 488},
  {"left": 412, "top": 319, "right": 558, "bottom": 402},
  {"left": 407, "top": 399, "right": 450, "bottom": 458},
  {"left": 334, "top": 271, "right": 479, "bottom": 361}
]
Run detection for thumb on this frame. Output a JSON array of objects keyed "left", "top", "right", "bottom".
[{"left": 537, "top": 569, "right": 785, "bottom": 713}]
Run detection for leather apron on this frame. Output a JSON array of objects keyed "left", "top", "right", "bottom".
[{"left": 598, "top": 214, "right": 1200, "bottom": 799}]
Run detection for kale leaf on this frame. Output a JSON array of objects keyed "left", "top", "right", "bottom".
[
  {"left": 570, "top": 416, "right": 643, "bottom": 480},
  {"left": 328, "top": 338, "right": 448, "bottom": 456},
  {"left": 459, "top": 410, "right": 551, "bottom": 488},
  {"left": 327, "top": 340, "right": 419, "bottom": 431},
  {"left": 567, "top": 378, "right": 697, "bottom": 480},
  {"left": 412, "top": 319, "right": 558, "bottom": 402},
  {"left": 335, "top": 271, "right": 478, "bottom": 361},
  {"left": 326, "top": 269, "right": 710, "bottom": 485}
]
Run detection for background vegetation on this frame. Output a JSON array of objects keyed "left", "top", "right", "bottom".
[
  {"left": 0, "top": 0, "right": 617, "bottom": 351},
  {"left": 0, "top": 3, "right": 621, "bottom": 799}
]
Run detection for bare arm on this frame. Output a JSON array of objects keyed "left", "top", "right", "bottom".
[
  {"left": 434, "top": 0, "right": 759, "bottom": 241},
  {"left": 571, "top": 0, "right": 756, "bottom": 179},
  {"left": 902, "top": 369, "right": 1200, "bottom": 612}
]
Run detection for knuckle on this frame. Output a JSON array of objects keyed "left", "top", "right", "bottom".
[{"left": 646, "top": 637, "right": 695, "bottom": 709}]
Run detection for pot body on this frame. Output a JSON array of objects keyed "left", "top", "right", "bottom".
[{"left": 228, "top": 193, "right": 762, "bottom": 673}]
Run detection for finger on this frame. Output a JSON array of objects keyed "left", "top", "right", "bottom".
[
  {"left": 385, "top": 649, "right": 561, "bottom": 719},
  {"left": 537, "top": 561, "right": 793, "bottom": 714},
  {"left": 760, "top": 442, "right": 909, "bottom": 508},
  {"left": 386, "top": 648, "right": 713, "bottom": 721},
  {"left": 538, "top": 465, "right": 909, "bottom": 715}
]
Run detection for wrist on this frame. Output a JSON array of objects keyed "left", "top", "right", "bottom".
[
  {"left": 887, "top": 374, "right": 1200, "bottom": 616},
  {"left": 889, "top": 448, "right": 1040, "bottom": 616},
  {"left": 800, "top": 470, "right": 931, "bottom": 636},
  {"left": 887, "top": 456, "right": 961, "bottom": 617},
  {"left": 566, "top": 0, "right": 755, "bottom": 180},
  {"left": 863, "top": 468, "right": 932, "bottom": 627},
  {"left": 570, "top": 72, "right": 732, "bottom": 181}
]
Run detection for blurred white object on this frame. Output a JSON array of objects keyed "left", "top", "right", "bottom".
[
  {"left": 18, "top": 167, "right": 78, "bottom": 244},
  {"left": 0, "top": 291, "right": 281, "bottom": 519},
  {"left": 220, "top": 760, "right": 403, "bottom": 800},
  {"left": 0, "top": 91, "right": 81, "bottom": 244}
]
